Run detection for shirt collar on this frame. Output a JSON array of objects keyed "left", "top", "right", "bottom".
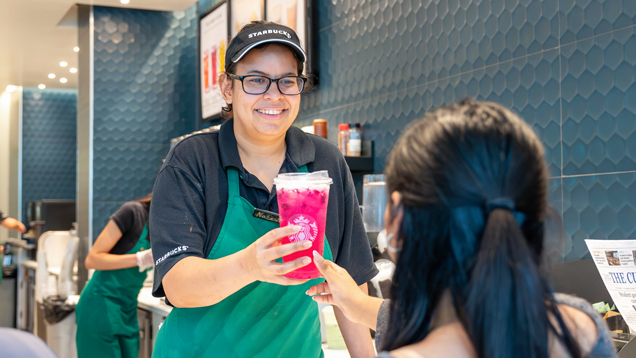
[{"left": 218, "top": 118, "right": 316, "bottom": 172}]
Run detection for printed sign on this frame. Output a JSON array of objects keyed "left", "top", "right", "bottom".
[
  {"left": 585, "top": 239, "right": 636, "bottom": 331},
  {"left": 200, "top": 3, "right": 229, "bottom": 120}
]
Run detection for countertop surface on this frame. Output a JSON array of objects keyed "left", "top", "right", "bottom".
[{"left": 137, "top": 286, "right": 172, "bottom": 316}]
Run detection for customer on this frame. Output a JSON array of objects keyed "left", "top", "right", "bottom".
[{"left": 308, "top": 100, "right": 615, "bottom": 358}]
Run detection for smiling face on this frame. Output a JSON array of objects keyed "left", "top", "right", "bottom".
[{"left": 221, "top": 44, "right": 301, "bottom": 142}]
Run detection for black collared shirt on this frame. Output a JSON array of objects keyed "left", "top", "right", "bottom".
[
  {"left": 150, "top": 119, "right": 378, "bottom": 299},
  {"left": 109, "top": 201, "right": 150, "bottom": 254}
]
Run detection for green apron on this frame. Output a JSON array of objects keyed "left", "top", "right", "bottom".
[
  {"left": 76, "top": 224, "right": 151, "bottom": 358},
  {"left": 152, "top": 165, "right": 334, "bottom": 358}
]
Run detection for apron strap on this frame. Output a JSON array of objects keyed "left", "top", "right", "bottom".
[
  {"left": 298, "top": 165, "right": 308, "bottom": 173},
  {"left": 227, "top": 167, "right": 241, "bottom": 198}
]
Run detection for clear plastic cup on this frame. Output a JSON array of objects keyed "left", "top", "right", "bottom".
[
  {"left": 362, "top": 174, "right": 387, "bottom": 232},
  {"left": 274, "top": 171, "right": 333, "bottom": 279}
]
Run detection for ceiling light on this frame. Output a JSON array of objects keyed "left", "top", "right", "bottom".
[
  {"left": 121, "top": 0, "right": 130, "bottom": 3},
  {"left": 5, "top": 85, "right": 16, "bottom": 93},
  {"left": 48, "top": 73, "right": 56, "bottom": 79},
  {"left": 73, "top": 47, "right": 79, "bottom": 52},
  {"left": 60, "top": 61, "right": 68, "bottom": 67},
  {"left": 60, "top": 78, "right": 68, "bottom": 83},
  {"left": 38, "top": 84, "right": 46, "bottom": 90},
  {"left": 70, "top": 68, "right": 77, "bottom": 73}
]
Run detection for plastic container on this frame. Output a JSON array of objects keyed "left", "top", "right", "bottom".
[
  {"left": 348, "top": 123, "right": 362, "bottom": 156},
  {"left": 313, "top": 119, "right": 328, "bottom": 139},
  {"left": 362, "top": 174, "right": 387, "bottom": 232},
  {"left": 338, "top": 124, "right": 349, "bottom": 156},
  {"left": 274, "top": 171, "right": 333, "bottom": 279}
]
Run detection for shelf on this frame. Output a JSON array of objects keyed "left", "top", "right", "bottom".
[
  {"left": 345, "top": 140, "right": 374, "bottom": 173},
  {"left": 345, "top": 156, "right": 374, "bottom": 172}
]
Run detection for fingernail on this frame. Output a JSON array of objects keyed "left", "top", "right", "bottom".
[
  {"left": 302, "top": 241, "right": 312, "bottom": 248},
  {"left": 291, "top": 225, "right": 301, "bottom": 232},
  {"left": 305, "top": 289, "right": 309, "bottom": 295},
  {"left": 302, "top": 257, "right": 311, "bottom": 264},
  {"left": 312, "top": 250, "right": 322, "bottom": 261}
]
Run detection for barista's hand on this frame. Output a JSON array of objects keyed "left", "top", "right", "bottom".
[
  {"left": 307, "top": 251, "right": 366, "bottom": 323},
  {"left": 136, "top": 249, "right": 154, "bottom": 272},
  {"left": 244, "top": 225, "right": 312, "bottom": 286},
  {"left": 0, "top": 217, "right": 26, "bottom": 234}
]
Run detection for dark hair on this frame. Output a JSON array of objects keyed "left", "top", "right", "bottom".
[
  {"left": 382, "top": 99, "right": 581, "bottom": 358},
  {"left": 221, "top": 20, "right": 306, "bottom": 119}
]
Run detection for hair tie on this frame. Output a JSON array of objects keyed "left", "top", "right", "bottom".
[{"left": 486, "top": 197, "right": 515, "bottom": 213}]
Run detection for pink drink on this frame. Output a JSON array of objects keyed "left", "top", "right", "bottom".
[{"left": 274, "top": 171, "right": 332, "bottom": 279}]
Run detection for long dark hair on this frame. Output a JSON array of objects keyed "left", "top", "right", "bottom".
[{"left": 382, "top": 99, "right": 581, "bottom": 358}]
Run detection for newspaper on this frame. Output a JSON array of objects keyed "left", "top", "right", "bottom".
[{"left": 585, "top": 239, "right": 636, "bottom": 331}]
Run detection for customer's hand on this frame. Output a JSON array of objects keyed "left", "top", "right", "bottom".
[
  {"left": 244, "top": 225, "right": 312, "bottom": 286},
  {"left": 306, "top": 250, "right": 366, "bottom": 323},
  {"left": 0, "top": 217, "right": 26, "bottom": 234}
]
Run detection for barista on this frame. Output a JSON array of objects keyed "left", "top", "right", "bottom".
[
  {"left": 150, "top": 21, "right": 378, "bottom": 357},
  {"left": 75, "top": 194, "right": 154, "bottom": 358}
]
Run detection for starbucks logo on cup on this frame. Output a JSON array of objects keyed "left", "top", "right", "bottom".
[{"left": 287, "top": 214, "right": 319, "bottom": 242}]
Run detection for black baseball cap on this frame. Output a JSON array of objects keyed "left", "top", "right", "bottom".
[{"left": 225, "top": 23, "right": 306, "bottom": 71}]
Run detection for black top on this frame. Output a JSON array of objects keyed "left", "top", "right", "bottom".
[
  {"left": 374, "top": 294, "right": 616, "bottom": 358},
  {"left": 150, "top": 119, "right": 378, "bottom": 298},
  {"left": 109, "top": 201, "right": 150, "bottom": 254}
]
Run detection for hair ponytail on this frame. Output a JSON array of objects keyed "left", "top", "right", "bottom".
[
  {"left": 382, "top": 100, "right": 583, "bottom": 358},
  {"left": 463, "top": 208, "right": 581, "bottom": 358}
]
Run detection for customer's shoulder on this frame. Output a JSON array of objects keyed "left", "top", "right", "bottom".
[
  {"left": 554, "top": 293, "right": 609, "bottom": 357},
  {"left": 554, "top": 293, "right": 593, "bottom": 309}
]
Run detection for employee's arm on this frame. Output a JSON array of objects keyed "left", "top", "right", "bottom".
[
  {"left": 85, "top": 220, "right": 138, "bottom": 270},
  {"left": 162, "top": 225, "right": 312, "bottom": 308},
  {"left": 0, "top": 216, "right": 26, "bottom": 234}
]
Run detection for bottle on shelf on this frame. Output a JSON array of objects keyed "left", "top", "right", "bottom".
[
  {"left": 338, "top": 123, "right": 349, "bottom": 156},
  {"left": 313, "top": 119, "right": 328, "bottom": 139},
  {"left": 348, "top": 123, "right": 362, "bottom": 156}
]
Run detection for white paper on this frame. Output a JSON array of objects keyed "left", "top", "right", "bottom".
[
  {"left": 200, "top": 3, "right": 228, "bottom": 120},
  {"left": 585, "top": 239, "right": 636, "bottom": 331}
]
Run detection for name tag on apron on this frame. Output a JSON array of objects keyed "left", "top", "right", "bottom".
[{"left": 253, "top": 209, "right": 280, "bottom": 223}]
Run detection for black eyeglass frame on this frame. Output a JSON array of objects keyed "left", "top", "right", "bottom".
[{"left": 228, "top": 74, "right": 307, "bottom": 95}]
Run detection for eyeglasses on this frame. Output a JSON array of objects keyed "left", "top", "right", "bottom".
[{"left": 229, "top": 74, "right": 306, "bottom": 95}]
